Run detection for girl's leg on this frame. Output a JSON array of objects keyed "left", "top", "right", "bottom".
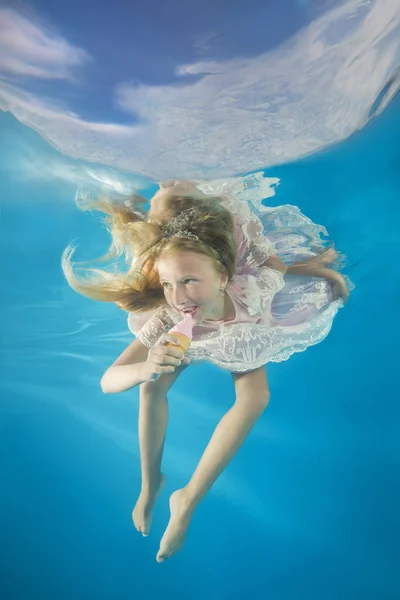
[
  {"left": 132, "top": 366, "right": 188, "bottom": 536},
  {"left": 156, "top": 377, "right": 270, "bottom": 562}
]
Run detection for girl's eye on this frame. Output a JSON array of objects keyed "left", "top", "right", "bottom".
[{"left": 161, "top": 280, "right": 197, "bottom": 288}]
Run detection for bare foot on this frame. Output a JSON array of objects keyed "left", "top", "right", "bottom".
[
  {"left": 156, "top": 488, "right": 194, "bottom": 563},
  {"left": 132, "top": 473, "right": 166, "bottom": 537}
]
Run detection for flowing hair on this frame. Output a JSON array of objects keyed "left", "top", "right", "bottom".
[{"left": 61, "top": 192, "right": 237, "bottom": 314}]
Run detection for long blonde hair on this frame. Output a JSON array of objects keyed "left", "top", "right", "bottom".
[{"left": 61, "top": 192, "right": 237, "bottom": 313}]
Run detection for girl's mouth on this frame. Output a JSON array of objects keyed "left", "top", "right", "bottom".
[
  {"left": 180, "top": 305, "right": 199, "bottom": 315},
  {"left": 176, "top": 306, "right": 200, "bottom": 320}
]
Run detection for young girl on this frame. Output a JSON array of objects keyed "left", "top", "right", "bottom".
[{"left": 62, "top": 172, "right": 351, "bottom": 563}]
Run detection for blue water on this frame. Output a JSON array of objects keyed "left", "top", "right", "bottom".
[{"left": 1, "top": 97, "right": 399, "bottom": 599}]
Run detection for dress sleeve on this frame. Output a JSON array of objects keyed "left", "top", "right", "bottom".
[
  {"left": 242, "top": 214, "right": 277, "bottom": 265},
  {"left": 231, "top": 210, "right": 277, "bottom": 272},
  {"left": 127, "top": 306, "right": 177, "bottom": 348}
]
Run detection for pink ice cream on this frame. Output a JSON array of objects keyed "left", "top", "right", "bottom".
[{"left": 169, "top": 310, "right": 195, "bottom": 340}]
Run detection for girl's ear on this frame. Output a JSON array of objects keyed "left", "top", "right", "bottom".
[{"left": 220, "top": 273, "right": 229, "bottom": 289}]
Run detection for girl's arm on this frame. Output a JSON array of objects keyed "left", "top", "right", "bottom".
[
  {"left": 286, "top": 262, "right": 336, "bottom": 280},
  {"left": 263, "top": 254, "right": 338, "bottom": 281},
  {"left": 101, "top": 332, "right": 188, "bottom": 394},
  {"left": 101, "top": 338, "right": 150, "bottom": 394},
  {"left": 261, "top": 255, "right": 287, "bottom": 275},
  {"left": 263, "top": 255, "right": 349, "bottom": 302}
]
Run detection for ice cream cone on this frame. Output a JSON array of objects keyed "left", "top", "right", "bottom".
[
  {"left": 166, "top": 310, "right": 194, "bottom": 353},
  {"left": 145, "top": 313, "right": 193, "bottom": 382},
  {"left": 166, "top": 332, "right": 191, "bottom": 353}
]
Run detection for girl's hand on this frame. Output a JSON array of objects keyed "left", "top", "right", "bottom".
[
  {"left": 328, "top": 271, "right": 350, "bottom": 303},
  {"left": 310, "top": 247, "right": 350, "bottom": 302},
  {"left": 142, "top": 333, "right": 188, "bottom": 381}
]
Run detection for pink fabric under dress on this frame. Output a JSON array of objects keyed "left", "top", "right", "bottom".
[{"left": 127, "top": 172, "right": 353, "bottom": 373}]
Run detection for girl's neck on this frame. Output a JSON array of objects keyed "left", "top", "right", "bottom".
[{"left": 204, "top": 291, "right": 235, "bottom": 323}]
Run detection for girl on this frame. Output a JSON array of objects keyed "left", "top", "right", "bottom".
[{"left": 62, "top": 173, "right": 351, "bottom": 563}]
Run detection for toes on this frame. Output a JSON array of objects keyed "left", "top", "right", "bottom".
[
  {"left": 138, "top": 525, "right": 148, "bottom": 536},
  {"left": 133, "top": 521, "right": 150, "bottom": 537},
  {"left": 156, "top": 553, "right": 169, "bottom": 563},
  {"left": 156, "top": 547, "right": 168, "bottom": 563}
]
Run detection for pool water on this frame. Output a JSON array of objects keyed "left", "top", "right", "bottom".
[{"left": 1, "top": 96, "right": 399, "bottom": 599}]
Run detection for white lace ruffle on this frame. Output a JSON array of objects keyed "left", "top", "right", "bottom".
[
  {"left": 182, "top": 299, "right": 341, "bottom": 372},
  {"left": 131, "top": 297, "right": 343, "bottom": 373}
]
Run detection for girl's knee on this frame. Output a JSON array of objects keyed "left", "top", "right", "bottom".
[
  {"left": 252, "top": 391, "right": 270, "bottom": 412},
  {"left": 235, "top": 389, "right": 271, "bottom": 414}
]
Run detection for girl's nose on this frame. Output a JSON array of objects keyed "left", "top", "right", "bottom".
[{"left": 171, "top": 287, "right": 189, "bottom": 307}]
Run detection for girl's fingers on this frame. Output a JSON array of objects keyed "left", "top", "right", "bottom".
[
  {"left": 158, "top": 333, "right": 180, "bottom": 346},
  {"left": 150, "top": 349, "right": 183, "bottom": 367}
]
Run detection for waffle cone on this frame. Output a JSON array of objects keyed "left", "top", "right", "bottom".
[{"left": 166, "top": 332, "right": 191, "bottom": 353}]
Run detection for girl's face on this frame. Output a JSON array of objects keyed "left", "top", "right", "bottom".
[{"left": 156, "top": 251, "right": 228, "bottom": 324}]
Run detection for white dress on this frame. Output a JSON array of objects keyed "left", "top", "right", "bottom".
[{"left": 127, "top": 172, "right": 353, "bottom": 372}]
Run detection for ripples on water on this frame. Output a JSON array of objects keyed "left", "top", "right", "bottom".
[{"left": 0, "top": 0, "right": 399, "bottom": 180}]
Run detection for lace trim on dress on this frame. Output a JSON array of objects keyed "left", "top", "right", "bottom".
[
  {"left": 183, "top": 298, "right": 341, "bottom": 372},
  {"left": 129, "top": 306, "right": 179, "bottom": 349},
  {"left": 230, "top": 267, "right": 285, "bottom": 318}
]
